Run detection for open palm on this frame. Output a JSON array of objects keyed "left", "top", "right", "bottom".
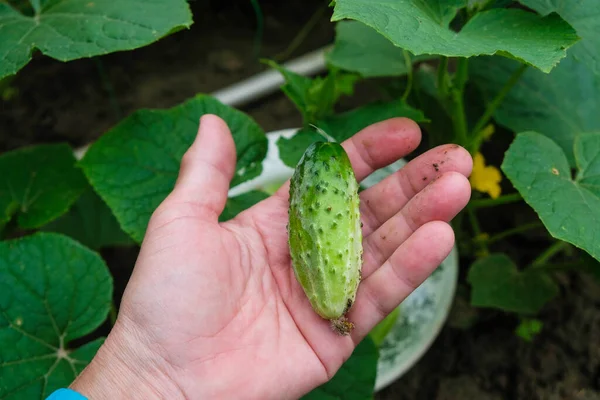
[{"left": 76, "top": 115, "right": 472, "bottom": 400}]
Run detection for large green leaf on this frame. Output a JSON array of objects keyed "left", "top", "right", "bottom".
[
  {"left": 502, "top": 132, "right": 600, "bottom": 262},
  {"left": 302, "top": 336, "right": 379, "bottom": 399},
  {"left": 471, "top": 54, "right": 600, "bottom": 165},
  {"left": 327, "top": 21, "right": 436, "bottom": 78},
  {"left": 0, "top": 143, "right": 87, "bottom": 229},
  {"left": 0, "top": 0, "right": 192, "bottom": 79},
  {"left": 277, "top": 99, "right": 427, "bottom": 168},
  {"left": 219, "top": 191, "right": 270, "bottom": 222},
  {"left": 331, "top": 0, "right": 579, "bottom": 72},
  {"left": 0, "top": 232, "right": 112, "bottom": 399},
  {"left": 518, "top": 0, "right": 599, "bottom": 76},
  {"left": 42, "top": 188, "right": 134, "bottom": 250},
  {"left": 467, "top": 253, "right": 559, "bottom": 314},
  {"left": 80, "top": 95, "right": 268, "bottom": 243}
]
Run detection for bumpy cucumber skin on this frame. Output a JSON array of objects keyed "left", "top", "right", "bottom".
[{"left": 288, "top": 141, "right": 363, "bottom": 329}]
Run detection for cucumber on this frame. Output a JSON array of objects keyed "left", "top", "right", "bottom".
[{"left": 288, "top": 141, "right": 363, "bottom": 335}]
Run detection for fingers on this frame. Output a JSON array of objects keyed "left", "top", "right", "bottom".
[
  {"left": 361, "top": 172, "right": 471, "bottom": 279},
  {"left": 274, "top": 118, "right": 422, "bottom": 199},
  {"left": 343, "top": 118, "right": 422, "bottom": 181},
  {"left": 360, "top": 144, "right": 473, "bottom": 236},
  {"left": 348, "top": 221, "right": 455, "bottom": 342},
  {"left": 167, "top": 114, "right": 237, "bottom": 220}
]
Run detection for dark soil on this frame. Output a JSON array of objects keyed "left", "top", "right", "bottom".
[
  {"left": 378, "top": 272, "right": 600, "bottom": 400},
  {"left": 1, "top": 1, "right": 599, "bottom": 399},
  {"left": 0, "top": 0, "right": 333, "bottom": 152}
]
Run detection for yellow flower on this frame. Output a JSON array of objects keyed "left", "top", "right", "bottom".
[{"left": 470, "top": 152, "right": 502, "bottom": 199}]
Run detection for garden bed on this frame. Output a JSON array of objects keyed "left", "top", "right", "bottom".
[{"left": 1, "top": 1, "right": 598, "bottom": 399}]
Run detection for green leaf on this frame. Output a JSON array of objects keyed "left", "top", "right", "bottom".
[
  {"left": 502, "top": 132, "right": 600, "bottom": 262},
  {"left": 515, "top": 318, "right": 543, "bottom": 342},
  {"left": 331, "top": 1, "right": 579, "bottom": 73},
  {"left": 0, "top": 0, "right": 193, "bottom": 79},
  {"left": 265, "top": 60, "right": 359, "bottom": 123},
  {"left": 518, "top": 0, "right": 599, "bottom": 76},
  {"left": 327, "top": 21, "right": 436, "bottom": 78},
  {"left": 467, "top": 0, "right": 490, "bottom": 12},
  {"left": 0, "top": 143, "right": 87, "bottom": 229},
  {"left": 575, "top": 133, "right": 600, "bottom": 194},
  {"left": 302, "top": 336, "right": 379, "bottom": 399},
  {"left": 80, "top": 94, "right": 268, "bottom": 243},
  {"left": 422, "top": 0, "right": 468, "bottom": 25},
  {"left": 41, "top": 188, "right": 134, "bottom": 250},
  {"left": 471, "top": 54, "right": 600, "bottom": 165},
  {"left": 467, "top": 253, "right": 559, "bottom": 314},
  {"left": 0, "top": 232, "right": 112, "bottom": 399},
  {"left": 277, "top": 128, "right": 326, "bottom": 169},
  {"left": 277, "top": 100, "right": 427, "bottom": 168},
  {"left": 369, "top": 307, "right": 400, "bottom": 347},
  {"left": 306, "top": 72, "right": 359, "bottom": 123},
  {"left": 467, "top": 0, "right": 513, "bottom": 11},
  {"left": 318, "top": 99, "right": 428, "bottom": 142},
  {"left": 264, "top": 60, "right": 313, "bottom": 117},
  {"left": 219, "top": 191, "right": 269, "bottom": 222}
]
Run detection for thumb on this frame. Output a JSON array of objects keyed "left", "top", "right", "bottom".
[{"left": 169, "top": 114, "right": 237, "bottom": 220}]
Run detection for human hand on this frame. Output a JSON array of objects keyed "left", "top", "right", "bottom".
[{"left": 70, "top": 115, "right": 472, "bottom": 399}]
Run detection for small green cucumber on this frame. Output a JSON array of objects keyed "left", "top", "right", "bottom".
[{"left": 288, "top": 141, "right": 363, "bottom": 335}]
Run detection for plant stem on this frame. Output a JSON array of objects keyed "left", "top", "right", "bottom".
[
  {"left": 536, "top": 260, "right": 586, "bottom": 272},
  {"left": 437, "top": 57, "right": 449, "bottom": 97},
  {"left": 250, "top": 0, "right": 264, "bottom": 59},
  {"left": 470, "top": 193, "right": 522, "bottom": 209},
  {"left": 450, "top": 58, "right": 469, "bottom": 146},
  {"left": 401, "top": 50, "right": 413, "bottom": 101},
  {"left": 467, "top": 207, "right": 482, "bottom": 236},
  {"left": 486, "top": 221, "right": 544, "bottom": 244},
  {"left": 454, "top": 57, "right": 469, "bottom": 92},
  {"left": 274, "top": 4, "right": 326, "bottom": 62},
  {"left": 469, "top": 63, "right": 528, "bottom": 152},
  {"left": 531, "top": 241, "right": 570, "bottom": 268},
  {"left": 467, "top": 206, "right": 489, "bottom": 254},
  {"left": 451, "top": 88, "right": 468, "bottom": 145}
]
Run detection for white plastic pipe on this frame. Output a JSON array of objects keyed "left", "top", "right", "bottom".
[
  {"left": 73, "top": 46, "right": 331, "bottom": 160},
  {"left": 212, "top": 45, "right": 331, "bottom": 108}
]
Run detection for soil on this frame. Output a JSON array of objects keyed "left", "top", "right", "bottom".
[
  {"left": 1, "top": 1, "right": 599, "bottom": 399},
  {"left": 378, "top": 272, "right": 600, "bottom": 400}
]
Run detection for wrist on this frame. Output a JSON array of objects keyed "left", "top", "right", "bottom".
[{"left": 70, "top": 319, "right": 185, "bottom": 400}]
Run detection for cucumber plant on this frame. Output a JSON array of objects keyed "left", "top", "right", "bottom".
[{"left": 1, "top": 1, "right": 600, "bottom": 399}]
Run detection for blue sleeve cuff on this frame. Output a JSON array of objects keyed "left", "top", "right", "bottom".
[{"left": 46, "top": 388, "right": 88, "bottom": 400}]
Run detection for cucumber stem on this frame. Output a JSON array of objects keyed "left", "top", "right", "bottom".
[{"left": 331, "top": 316, "right": 354, "bottom": 336}]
